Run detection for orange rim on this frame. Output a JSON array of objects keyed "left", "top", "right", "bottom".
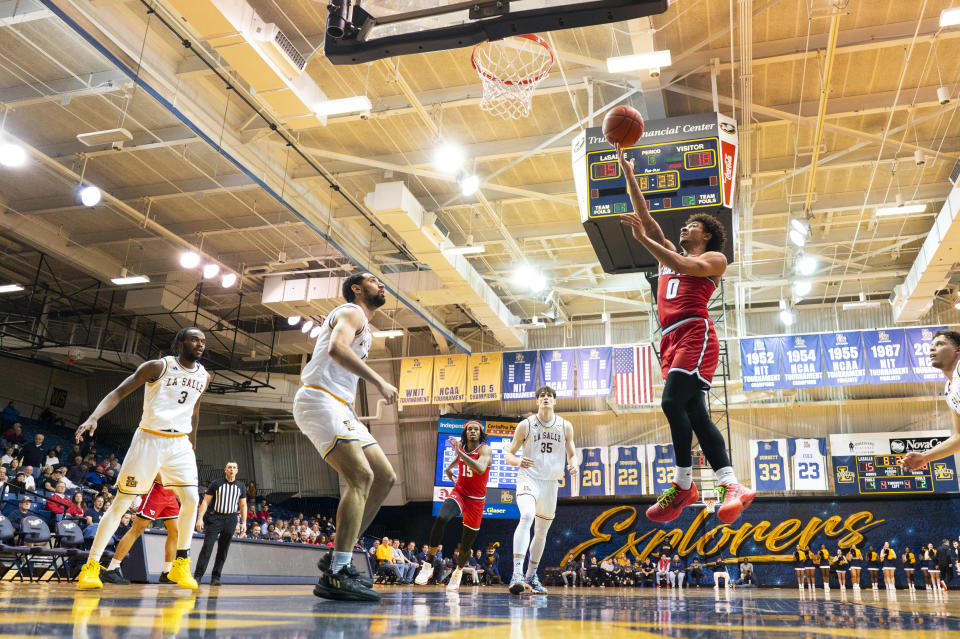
[{"left": 471, "top": 33, "right": 555, "bottom": 87}]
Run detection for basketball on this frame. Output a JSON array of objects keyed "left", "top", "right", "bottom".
[{"left": 603, "top": 105, "right": 645, "bottom": 147}]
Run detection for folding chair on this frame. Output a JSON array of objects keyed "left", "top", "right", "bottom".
[
  {"left": 0, "top": 515, "right": 30, "bottom": 581},
  {"left": 18, "top": 516, "right": 52, "bottom": 582},
  {"left": 47, "top": 519, "right": 86, "bottom": 582}
]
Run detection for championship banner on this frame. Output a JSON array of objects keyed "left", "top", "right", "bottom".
[
  {"left": 830, "top": 431, "right": 959, "bottom": 495},
  {"left": 749, "top": 439, "right": 790, "bottom": 491},
  {"left": 577, "top": 447, "right": 608, "bottom": 497},
  {"left": 539, "top": 348, "right": 576, "bottom": 398},
  {"left": 739, "top": 337, "right": 784, "bottom": 390},
  {"left": 467, "top": 352, "right": 502, "bottom": 402},
  {"left": 398, "top": 356, "right": 433, "bottom": 406},
  {"left": 432, "top": 354, "right": 467, "bottom": 404},
  {"left": 647, "top": 443, "right": 676, "bottom": 494},
  {"left": 779, "top": 334, "right": 823, "bottom": 388},
  {"left": 576, "top": 347, "right": 613, "bottom": 397},
  {"left": 610, "top": 445, "right": 645, "bottom": 496},
  {"left": 906, "top": 326, "right": 947, "bottom": 383},
  {"left": 822, "top": 331, "right": 866, "bottom": 386},
  {"left": 863, "top": 328, "right": 911, "bottom": 385},
  {"left": 502, "top": 350, "right": 538, "bottom": 401},
  {"left": 788, "top": 438, "right": 828, "bottom": 491}
]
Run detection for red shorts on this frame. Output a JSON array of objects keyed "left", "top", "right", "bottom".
[
  {"left": 659, "top": 317, "right": 719, "bottom": 388},
  {"left": 449, "top": 487, "right": 485, "bottom": 531},
  {"left": 135, "top": 482, "right": 180, "bottom": 521}
]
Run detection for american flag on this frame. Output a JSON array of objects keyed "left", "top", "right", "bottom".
[{"left": 614, "top": 345, "right": 654, "bottom": 405}]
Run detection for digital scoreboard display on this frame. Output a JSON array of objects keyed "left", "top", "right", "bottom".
[
  {"left": 432, "top": 416, "right": 521, "bottom": 519},
  {"left": 833, "top": 452, "right": 958, "bottom": 495}
]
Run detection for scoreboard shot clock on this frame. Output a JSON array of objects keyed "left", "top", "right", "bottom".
[{"left": 572, "top": 112, "right": 739, "bottom": 273}]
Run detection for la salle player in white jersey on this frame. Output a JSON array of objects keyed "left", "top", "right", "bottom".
[
  {"left": 74, "top": 327, "right": 208, "bottom": 590},
  {"left": 903, "top": 330, "right": 960, "bottom": 472},
  {"left": 293, "top": 272, "right": 398, "bottom": 602},
  {"left": 505, "top": 385, "right": 578, "bottom": 594}
]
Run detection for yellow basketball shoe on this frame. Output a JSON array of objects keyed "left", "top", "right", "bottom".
[
  {"left": 168, "top": 557, "right": 198, "bottom": 590},
  {"left": 77, "top": 560, "right": 103, "bottom": 590}
]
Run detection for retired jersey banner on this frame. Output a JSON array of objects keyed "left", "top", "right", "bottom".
[
  {"left": 863, "top": 329, "right": 910, "bottom": 385},
  {"left": 467, "top": 352, "right": 502, "bottom": 402},
  {"left": 647, "top": 443, "right": 677, "bottom": 495},
  {"left": 610, "top": 446, "right": 645, "bottom": 496},
  {"left": 789, "top": 437, "right": 829, "bottom": 491},
  {"left": 906, "top": 326, "right": 947, "bottom": 383},
  {"left": 539, "top": 348, "right": 576, "bottom": 398},
  {"left": 576, "top": 347, "right": 613, "bottom": 397},
  {"left": 779, "top": 334, "right": 823, "bottom": 388},
  {"left": 398, "top": 357, "right": 433, "bottom": 406},
  {"left": 577, "top": 447, "right": 609, "bottom": 497},
  {"left": 502, "top": 350, "right": 538, "bottom": 401},
  {"left": 750, "top": 439, "right": 790, "bottom": 491},
  {"left": 822, "top": 331, "right": 867, "bottom": 386},
  {"left": 432, "top": 354, "right": 467, "bottom": 403},
  {"left": 739, "top": 337, "right": 784, "bottom": 390}
]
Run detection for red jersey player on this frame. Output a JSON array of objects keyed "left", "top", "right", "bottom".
[
  {"left": 415, "top": 420, "right": 492, "bottom": 592},
  {"left": 616, "top": 144, "right": 754, "bottom": 525}
]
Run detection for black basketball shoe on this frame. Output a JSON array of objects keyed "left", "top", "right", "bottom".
[
  {"left": 317, "top": 552, "right": 373, "bottom": 588},
  {"left": 159, "top": 572, "right": 176, "bottom": 584},
  {"left": 100, "top": 568, "right": 130, "bottom": 585},
  {"left": 313, "top": 566, "right": 381, "bottom": 602}
]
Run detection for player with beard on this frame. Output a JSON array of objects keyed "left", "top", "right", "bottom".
[
  {"left": 616, "top": 145, "right": 754, "bottom": 525},
  {"left": 295, "top": 272, "right": 398, "bottom": 602},
  {"left": 903, "top": 331, "right": 960, "bottom": 476},
  {"left": 415, "top": 421, "right": 492, "bottom": 592}
]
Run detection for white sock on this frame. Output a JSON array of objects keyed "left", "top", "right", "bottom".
[
  {"left": 675, "top": 467, "right": 693, "bottom": 490},
  {"left": 715, "top": 466, "right": 737, "bottom": 486},
  {"left": 108, "top": 558, "right": 121, "bottom": 571},
  {"left": 513, "top": 556, "right": 524, "bottom": 575},
  {"left": 526, "top": 561, "right": 539, "bottom": 579},
  {"left": 332, "top": 551, "right": 352, "bottom": 572},
  {"left": 163, "top": 562, "right": 172, "bottom": 572}
]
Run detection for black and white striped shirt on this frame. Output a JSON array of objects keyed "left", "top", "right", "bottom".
[{"left": 205, "top": 479, "right": 243, "bottom": 515}]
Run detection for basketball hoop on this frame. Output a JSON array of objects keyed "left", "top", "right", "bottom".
[
  {"left": 471, "top": 34, "right": 554, "bottom": 120},
  {"left": 702, "top": 488, "right": 718, "bottom": 514}
]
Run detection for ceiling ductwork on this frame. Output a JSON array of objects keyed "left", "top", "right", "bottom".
[
  {"left": 365, "top": 182, "right": 525, "bottom": 349},
  {"left": 164, "top": 0, "right": 328, "bottom": 129}
]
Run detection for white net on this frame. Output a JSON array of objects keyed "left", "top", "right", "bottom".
[{"left": 471, "top": 34, "right": 554, "bottom": 120}]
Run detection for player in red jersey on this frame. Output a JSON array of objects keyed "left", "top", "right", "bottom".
[
  {"left": 617, "top": 145, "right": 754, "bottom": 525},
  {"left": 415, "top": 420, "right": 492, "bottom": 592}
]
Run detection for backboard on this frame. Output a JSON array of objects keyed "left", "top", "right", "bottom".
[{"left": 324, "top": 0, "right": 670, "bottom": 65}]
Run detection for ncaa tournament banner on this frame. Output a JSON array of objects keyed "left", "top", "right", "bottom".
[
  {"left": 539, "top": 348, "right": 576, "bottom": 398},
  {"left": 647, "top": 443, "right": 677, "bottom": 494},
  {"left": 576, "top": 347, "right": 613, "bottom": 397},
  {"left": 906, "top": 326, "right": 947, "bottom": 382},
  {"left": 398, "top": 356, "right": 433, "bottom": 407},
  {"left": 577, "top": 447, "right": 609, "bottom": 497},
  {"left": 788, "top": 437, "right": 829, "bottom": 491},
  {"left": 432, "top": 354, "right": 467, "bottom": 404},
  {"left": 467, "top": 352, "right": 502, "bottom": 402},
  {"left": 822, "top": 331, "right": 867, "bottom": 386},
  {"left": 610, "top": 445, "right": 645, "bottom": 496},
  {"left": 739, "top": 337, "right": 784, "bottom": 390},
  {"left": 863, "top": 329, "right": 911, "bottom": 384},
  {"left": 502, "top": 350, "right": 538, "bottom": 401},
  {"left": 830, "top": 431, "right": 959, "bottom": 495},
  {"left": 779, "top": 334, "right": 824, "bottom": 388},
  {"left": 749, "top": 439, "right": 790, "bottom": 491}
]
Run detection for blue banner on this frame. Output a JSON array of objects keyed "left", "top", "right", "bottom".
[
  {"left": 863, "top": 329, "right": 911, "bottom": 384},
  {"left": 539, "top": 348, "right": 576, "bottom": 398},
  {"left": 578, "top": 447, "right": 607, "bottom": 497},
  {"left": 739, "top": 337, "right": 784, "bottom": 390},
  {"left": 779, "top": 334, "right": 824, "bottom": 388},
  {"left": 557, "top": 464, "right": 574, "bottom": 498},
  {"left": 576, "top": 347, "right": 613, "bottom": 397},
  {"left": 502, "top": 351, "right": 538, "bottom": 400},
  {"left": 647, "top": 443, "right": 677, "bottom": 494},
  {"left": 906, "top": 326, "right": 947, "bottom": 383},
  {"left": 611, "top": 446, "right": 645, "bottom": 496},
  {"left": 751, "top": 439, "right": 789, "bottom": 491},
  {"left": 821, "top": 331, "right": 867, "bottom": 386}
]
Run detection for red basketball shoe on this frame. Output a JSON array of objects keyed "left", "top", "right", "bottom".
[
  {"left": 646, "top": 482, "right": 699, "bottom": 523},
  {"left": 716, "top": 483, "right": 756, "bottom": 524}
]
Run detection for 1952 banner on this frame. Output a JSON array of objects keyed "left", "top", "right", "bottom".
[{"left": 740, "top": 337, "right": 784, "bottom": 390}]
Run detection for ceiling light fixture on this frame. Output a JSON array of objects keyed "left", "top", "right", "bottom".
[
  {"left": 287, "top": 315, "right": 301, "bottom": 326},
  {"left": 779, "top": 299, "right": 795, "bottom": 326},
  {"left": 0, "top": 141, "right": 26, "bottom": 168},
  {"left": 79, "top": 185, "right": 101, "bottom": 207},
  {"left": 301, "top": 320, "right": 314, "bottom": 334},
  {"left": 788, "top": 229, "right": 807, "bottom": 247},
  {"left": 796, "top": 254, "right": 818, "bottom": 276},
  {"left": 373, "top": 329, "right": 404, "bottom": 338},
  {"left": 941, "top": 7, "right": 960, "bottom": 27},
  {"left": 842, "top": 292, "right": 882, "bottom": 311},
  {"left": 444, "top": 244, "right": 486, "bottom": 256},
  {"left": 202, "top": 263, "right": 220, "bottom": 279},
  {"left": 793, "top": 280, "right": 812, "bottom": 297},
  {"left": 314, "top": 95, "right": 373, "bottom": 117},
  {"left": 459, "top": 173, "right": 480, "bottom": 196},
  {"left": 309, "top": 325, "right": 323, "bottom": 339},
  {"left": 179, "top": 251, "right": 200, "bottom": 269},
  {"left": 432, "top": 143, "right": 465, "bottom": 173},
  {"left": 220, "top": 272, "right": 237, "bottom": 288},
  {"left": 606, "top": 50, "right": 672, "bottom": 73},
  {"left": 111, "top": 275, "right": 150, "bottom": 285},
  {"left": 875, "top": 203, "right": 927, "bottom": 217},
  {"left": 0, "top": 284, "right": 25, "bottom": 293}
]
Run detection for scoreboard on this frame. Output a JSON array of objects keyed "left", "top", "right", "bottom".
[
  {"left": 833, "top": 453, "right": 959, "bottom": 495},
  {"left": 572, "top": 112, "right": 739, "bottom": 273}
]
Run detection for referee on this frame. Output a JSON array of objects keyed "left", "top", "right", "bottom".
[{"left": 194, "top": 461, "right": 246, "bottom": 585}]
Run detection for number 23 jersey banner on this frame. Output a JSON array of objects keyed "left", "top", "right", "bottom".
[{"left": 789, "top": 437, "right": 828, "bottom": 491}]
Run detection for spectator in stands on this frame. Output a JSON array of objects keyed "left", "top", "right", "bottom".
[
  {"left": 638, "top": 557, "right": 656, "bottom": 588},
  {"left": 57, "top": 466, "right": 76, "bottom": 492},
  {"left": 404, "top": 541, "right": 419, "bottom": 566},
  {"left": 392, "top": 539, "right": 416, "bottom": 583},
  {"left": 598, "top": 556, "right": 616, "bottom": 587},
  {"left": 43, "top": 448, "right": 59, "bottom": 472},
  {"left": 1, "top": 402, "right": 20, "bottom": 427},
  {"left": 9, "top": 470, "right": 27, "bottom": 495},
  {"left": 0, "top": 466, "right": 7, "bottom": 496},
  {"left": 560, "top": 555, "right": 579, "bottom": 587},
  {"left": 66, "top": 457, "right": 85, "bottom": 484},
  {"left": 325, "top": 532, "right": 335, "bottom": 548},
  {"left": 688, "top": 558, "right": 706, "bottom": 587},
  {"left": 9, "top": 496, "right": 33, "bottom": 529},
  {"left": 69, "top": 492, "right": 86, "bottom": 523},
  {"left": 262, "top": 523, "right": 280, "bottom": 541},
  {"left": 112, "top": 513, "right": 132, "bottom": 548},
  {"left": 1, "top": 446, "right": 14, "bottom": 466},
  {"left": 46, "top": 480, "right": 79, "bottom": 517},
  {"left": 669, "top": 554, "right": 686, "bottom": 588},
  {"left": 256, "top": 501, "right": 270, "bottom": 521},
  {"left": 84, "top": 494, "right": 106, "bottom": 526},
  {"left": 84, "top": 465, "right": 105, "bottom": 490},
  {"left": 375, "top": 537, "right": 402, "bottom": 583},
  {"left": 711, "top": 554, "right": 731, "bottom": 589},
  {"left": 247, "top": 523, "right": 262, "bottom": 540},
  {"left": 21, "top": 466, "right": 35, "bottom": 491},
  {"left": 38, "top": 406, "right": 63, "bottom": 428},
  {"left": 20, "top": 434, "right": 46, "bottom": 478},
  {"left": 3, "top": 422, "right": 25, "bottom": 446},
  {"left": 245, "top": 481, "right": 256, "bottom": 503},
  {"left": 738, "top": 559, "right": 756, "bottom": 586},
  {"left": 41, "top": 468, "right": 58, "bottom": 493},
  {"left": 656, "top": 553, "right": 671, "bottom": 587}
]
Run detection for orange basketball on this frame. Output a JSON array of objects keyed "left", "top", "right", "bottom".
[{"left": 603, "top": 105, "right": 645, "bottom": 147}]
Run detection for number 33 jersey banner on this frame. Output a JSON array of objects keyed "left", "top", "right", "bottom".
[
  {"left": 749, "top": 439, "right": 790, "bottom": 491},
  {"left": 789, "top": 437, "right": 829, "bottom": 491}
]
